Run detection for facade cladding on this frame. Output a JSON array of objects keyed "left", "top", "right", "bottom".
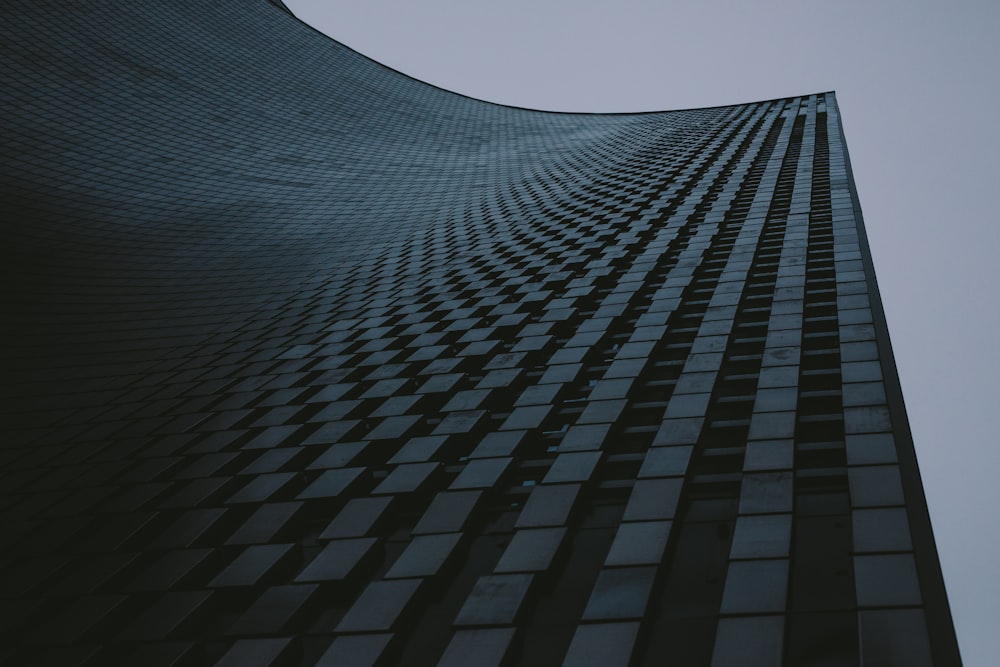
[{"left": 1, "top": 1, "right": 961, "bottom": 666}]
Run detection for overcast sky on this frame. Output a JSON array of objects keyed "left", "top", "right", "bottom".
[{"left": 285, "top": 1, "right": 998, "bottom": 663}]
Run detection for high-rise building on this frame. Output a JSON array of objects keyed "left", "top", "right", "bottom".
[{"left": 1, "top": 1, "right": 961, "bottom": 665}]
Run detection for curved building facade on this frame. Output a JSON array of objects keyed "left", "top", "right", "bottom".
[{"left": 2, "top": 1, "right": 960, "bottom": 665}]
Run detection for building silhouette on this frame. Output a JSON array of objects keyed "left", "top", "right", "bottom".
[{"left": 1, "top": 1, "right": 961, "bottom": 665}]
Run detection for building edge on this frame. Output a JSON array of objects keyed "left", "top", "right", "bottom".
[
  {"left": 275, "top": 1, "right": 832, "bottom": 117},
  {"left": 830, "top": 92, "right": 963, "bottom": 666}
]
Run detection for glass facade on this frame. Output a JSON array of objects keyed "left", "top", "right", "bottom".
[{"left": 1, "top": 1, "right": 960, "bottom": 665}]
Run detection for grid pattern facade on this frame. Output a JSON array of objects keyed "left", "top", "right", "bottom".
[{"left": 1, "top": 1, "right": 960, "bottom": 666}]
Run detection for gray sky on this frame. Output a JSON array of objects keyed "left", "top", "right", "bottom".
[{"left": 286, "top": 1, "right": 998, "bottom": 663}]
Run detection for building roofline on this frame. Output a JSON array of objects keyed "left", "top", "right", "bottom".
[{"left": 276, "top": 2, "right": 835, "bottom": 116}]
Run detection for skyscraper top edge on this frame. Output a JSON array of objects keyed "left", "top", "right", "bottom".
[{"left": 279, "top": 2, "right": 836, "bottom": 116}]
